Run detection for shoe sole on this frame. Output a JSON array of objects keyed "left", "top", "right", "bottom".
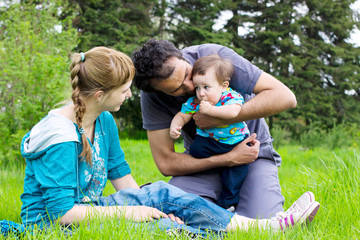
[
  {"left": 301, "top": 201, "right": 320, "bottom": 225},
  {"left": 306, "top": 201, "right": 320, "bottom": 224}
]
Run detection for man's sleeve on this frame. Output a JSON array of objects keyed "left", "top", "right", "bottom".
[
  {"left": 218, "top": 46, "right": 263, "bottom": 95},
  {"left": 140, "top": 91, "right": 175, "bottom": 130}
]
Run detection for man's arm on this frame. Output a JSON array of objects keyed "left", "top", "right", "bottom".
[
  {"left": 147, "top": 129, "right": 260, "bottom": 176},
  {"left": 194, "top": 72, "right": 297, "bottom": 128},
  {"left": 199, "top": 100, "right": 242, "bottom": 119},
  {"left": 240, "top": 72, "right": 297, "bottom": 121}
]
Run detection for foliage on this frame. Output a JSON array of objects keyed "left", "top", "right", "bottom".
[
  {"left": 0, "top": 1, "right": 78, "bottom": 165},
  {"left": 0, "top": 0, "right": 360, "bottom": 161},
  {"left": 298, "top": 122, "right": 360, "bottom": 150},
  {"left": 63, "top": 0, "right": 160, "bottom": 135},
  {"left": 67, "top": 0, "right": 156, "bottom": 55},
  {"left": 166, "top": 0, "right": 243, "bottom": 54},
  {"left": 271, "top": 122, "right": 360, "bottom": 150},
  {"left": 270, "top": 126, "right": 291, "bottom": 150},
  {"left": 223, "top": 0, "right": 360, "bottom": 136}
]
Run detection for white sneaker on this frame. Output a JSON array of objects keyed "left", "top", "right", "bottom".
[{"left": 271, "top": 192, "right": 320, "bottom": 230}]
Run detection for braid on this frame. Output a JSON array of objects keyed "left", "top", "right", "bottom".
[
  {"left": 70, "top": 54, "right": 92, "bottom": 165},
  {"left": 67, "top": 47, "right": 135, "bottom": 165}
]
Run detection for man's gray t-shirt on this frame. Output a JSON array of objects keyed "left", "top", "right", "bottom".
[{"left": 140, "top": 44, "right": 281, "bottom": 166}]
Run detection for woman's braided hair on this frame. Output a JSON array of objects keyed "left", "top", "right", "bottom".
[{"left": 69, "top": 47, "right": 135, "bottom": 165}]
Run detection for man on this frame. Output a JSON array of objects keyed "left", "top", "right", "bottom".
[{"left": 131, "top": 39, "right": 297, "bottom": 218}]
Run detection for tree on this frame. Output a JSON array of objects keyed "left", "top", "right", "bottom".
[
  {"left": 0, "top": 1, "right": 78, "bottom": 165},
  {"left": 293, "top": 0, "right": 360, "bottom": 129},
  {"left": 167, "top": 0, "right": 241, "bottom": 53},
  {"left": 64, "top": 0, "right": 159, "bottom": 135},
  {"left": 223, "top": 0, "right": 360, "bottom": 136}
]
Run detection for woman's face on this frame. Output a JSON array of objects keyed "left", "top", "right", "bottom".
[{"left": 100, "top": 80, "right": 133, "bottom": 112}]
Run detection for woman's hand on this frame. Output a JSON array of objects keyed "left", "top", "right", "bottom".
[
  {"left": 123, "top": 206, "right": 169, "bottom": 222},
  {"left": 122, "top": 206, "right": 184, "bottom": 224},
  {"left": 168, "top": 213, "right": 184, "bottom": 224}
]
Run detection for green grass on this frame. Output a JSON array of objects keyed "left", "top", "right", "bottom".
[{"left": 1, "top": 140, "right": 359, "bottom": 239}]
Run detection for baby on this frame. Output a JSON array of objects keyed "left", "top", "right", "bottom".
[{"left": 170, "top": 54, "right": 251, "bottom": 211}]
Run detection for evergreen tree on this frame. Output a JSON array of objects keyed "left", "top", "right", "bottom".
[
  {"left": 167, "top": 0, "right": 241, "bottom": 53},
  {"left": 65, "top": 0, "right": 158, "bottom": 135},
  {"left": 224, "top": 0, "right": 360, "bottom": 135},
  {"left": 67, "top": 0, "right": 156, "bottom": 54},
  {"left": 294, "top": 0, "right": 360, "bottom": 129}
]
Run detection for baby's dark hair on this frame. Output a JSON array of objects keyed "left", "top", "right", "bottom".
[
  {"left": 192, "top": 55, "right": 234, "bottom": 84},
  {"left": 69, "top": 47, "right": 134, "bottom": 164},
  {"left": 131, "top": 39, "right": 184, "bottom": 92}
]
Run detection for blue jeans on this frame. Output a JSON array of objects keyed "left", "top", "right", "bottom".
[
  {"left": 98, "top": 181, "right": 234, "bottom": 235},
  {"left": 190, "top": 135, "right": 249, "bottom": 208}
]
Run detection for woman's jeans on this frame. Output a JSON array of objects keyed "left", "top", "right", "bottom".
[{"left": 98, "top": 181, "right": 234, "bottom": 235}]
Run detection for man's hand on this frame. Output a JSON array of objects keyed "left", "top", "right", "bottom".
[
  {"left": 227, "top": 133, "right": 260, "bottom": 167},
  {"left": 193, "top": 111, "right": 224, "bottom": 129},
  {"left": 199, "top": 100, "right": 213, "bottom": 115}
]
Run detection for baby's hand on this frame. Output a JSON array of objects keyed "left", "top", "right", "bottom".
[
  {"left": 170, "top": 126, "right": 182, "bottom": 139},
  {"left": 199, "top": 100, "right": 213, "bottom": 114}
]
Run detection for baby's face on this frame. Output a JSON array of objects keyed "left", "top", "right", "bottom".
[{"left": 193, "top": 67, "right": 227, "bottom": 105}]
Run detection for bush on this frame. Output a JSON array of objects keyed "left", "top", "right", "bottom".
[
  {"left": 298, "top": 123, "right": 359, "bottom": 150},
  {"left": 0, "top": 1, "right": 78, "bottom": 166},
  {"left": 270, "top": 126, "right": 291, "bottom": 150}
]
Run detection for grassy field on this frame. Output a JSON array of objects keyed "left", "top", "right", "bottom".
[{"left": 1, "top": 139, "right": 359, "bottom": 239}]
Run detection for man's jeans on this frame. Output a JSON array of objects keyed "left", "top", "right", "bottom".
[{"left": 98, "top": 181, "right": 234, "bottom": 235}]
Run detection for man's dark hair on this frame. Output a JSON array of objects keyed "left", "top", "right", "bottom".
[{"left": 131, "top": 39, "right": 183, "bottom": 92}]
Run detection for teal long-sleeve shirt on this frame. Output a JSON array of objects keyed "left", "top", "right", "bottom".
[{"left": 20, "top": 110, "right": 131, "bottom": 227}]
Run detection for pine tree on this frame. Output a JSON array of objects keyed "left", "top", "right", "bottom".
[
  {"left": 68, "top": 0, "right": 156, "bottom": 54},
  {"left": 65, "top": 0, "right": 159, "bottom": 135},
  {"left": 224, "top": 0, "right": 360, "bottom": 135},
  {"left": 167, "top": 0, "right": 240, "bottom": 53}
]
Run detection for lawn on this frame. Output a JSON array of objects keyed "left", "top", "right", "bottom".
[{"left": 0, "top": 139, "right": 359, "bottom": 239}]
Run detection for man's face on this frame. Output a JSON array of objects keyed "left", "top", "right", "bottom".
[{"left": 152, "top": 57, "right": 195, "bottom": 97}]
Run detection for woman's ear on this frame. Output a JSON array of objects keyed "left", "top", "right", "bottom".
[
  {"left": 94, "top": 90, "right": 105, "bottom": 103},
  {"left": 222, "top": 81, "right": 229, "bottom": 91}
]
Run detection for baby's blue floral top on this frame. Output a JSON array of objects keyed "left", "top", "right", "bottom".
[{"left": 181, "top": 88, "right": 250, "bottom": 145}]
